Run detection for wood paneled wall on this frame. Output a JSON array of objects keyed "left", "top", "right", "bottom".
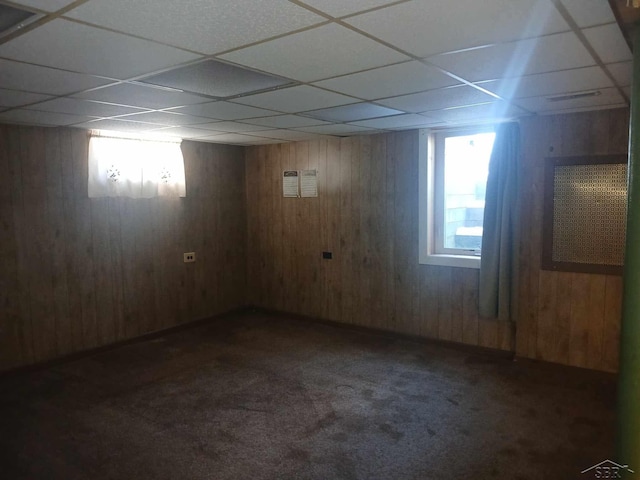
[
  {"left": 517, "top": 108, "right": 628, "bottom": 372},
  {"left": 245, "top": 109, "right": 629, "bottom": 372},
  {"left": 245, "top": 132, "right": 513, "bottom": 353},
  {"left": 0, "top": 125, "right": 247, "bottom": 372}
]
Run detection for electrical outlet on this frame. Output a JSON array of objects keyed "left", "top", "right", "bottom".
[{"left": 183, "top": 252, "right": 196, "bottom": 263}]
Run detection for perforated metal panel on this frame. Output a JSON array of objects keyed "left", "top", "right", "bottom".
[{"left": 552, "top": 163, "right": 627, "bottom": 266}]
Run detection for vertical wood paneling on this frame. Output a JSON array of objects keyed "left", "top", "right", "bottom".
[
  {"left": 0, "top": 126, "right": 247, "bottom": 372},
  {"left": 0, "top": 126, "right": 23, "bottom": 368},
  {"left": 518, "top": 108, "right": 628, "bottom": 372},
  {"left": 245, "top": 110, "right": 627, "bottom": 372},
  {"left": 245, "top": 130, "right": 510, "bottom": 355}
]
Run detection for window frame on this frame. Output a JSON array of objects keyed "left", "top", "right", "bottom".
[{"left": 418, "top": 126, "right": 495, "bottom": 269}]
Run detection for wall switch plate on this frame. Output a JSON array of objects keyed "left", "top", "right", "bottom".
[{"left": 184, "top": 252, "right": 196, "bottom": 263}]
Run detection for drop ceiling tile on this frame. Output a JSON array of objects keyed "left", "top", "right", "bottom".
[
  {"left": 514, "top": 87, "right": 626, "bottom": 113},
  {"left": 150, "top": 126, "right": 221, "bottom": 138},
  {"left": 478, "top": 66, "right": 613, "bottom": 100},
  {"left": 138, "top": 60, "right": 292, "bottom": 98},
  {"left": 220, "top": 23, "right": 409, "bottom": 82},
  {"left": 239, "top": 115, "right": 330, "bottom": 129},
  {"left": 73, "top": 83, "right": 210, "bottom": 110},
  {"left": 249, "top": 129, "right": 326, "bottom": 141},
  {"left": 0, "top": 19, "right": 202, "bottom": 79},
  {"left": 65, "top": 0, "right": 324, "bottom": 55},
  {"left": 298, "top": 0, "right": 399, "bottom": 17},
  {"left": 426, "top": 102, "right": 528, "bottom": 124},
  {"left": 560, "top": 0, "right": 616, "bottom": 28},
  {"left": 607, "top": 62, "right": 632, "bottom": 86},
  {"left": 427, "top": 32, "right": 595, "bottom": 82},
  {"left": 74, "top": 118, "right": 165, "bottom": 133},
  {"left": 0, "top": 89, "right": 52, "bottom": 108},
  {"left": 25, "top": 98, "right": 146, "bottom": 117},
  {"left": 239, "top": 138, "right": 287, "bottom": 145},
  {"left": 0, "top": 109, "right": 91, "bottom": 126},
  {"left": 169, "top": 101, "right": 278, "bottom": 120},
  {"left": 313, "top": 61, "right": 459, "bottom": 100},
  {"left": 233, "top": 85, "right": 356, "bottom": 113},
  {"left": 294, "top": 124, "right": 376, "bottom": 135},
  {"left": 377, "top": 85, "right": 496, "bottom": 113},
  {"left": 191, "top": 121, "right": 267, "bottom": 132},
  {"left": 0, "top": 59, "right": 113, "bottom": 96},
  {"left": 583, "top": 23, "right": 632, "bottom": 64},
  {"left": 350, "top": 113, "right": 441, "bottom": 129},
  {"left": 112, "top": 111, "right": 212, "bottom": 126},
  {"left": 200, "top": 133, "right": 267, "bottom": 144},
  {"left": 10, "top": 0, "right": 75, "bottom": 12},
  {"left": 303, "top": 102, "right": 403, "bottom": 122},
  {"left": 346, "top": 0, "right": 569, "bottom": 58}
]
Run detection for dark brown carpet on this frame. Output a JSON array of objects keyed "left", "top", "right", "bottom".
[{"left": 0, "top": 311, "right": 615, "bottom": 480}]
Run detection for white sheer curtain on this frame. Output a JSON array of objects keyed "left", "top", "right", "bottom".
[{"left": 88, "top": 134, "right": 186, "bottom": 198}]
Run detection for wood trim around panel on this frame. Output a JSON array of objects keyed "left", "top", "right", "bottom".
[{"left": 541, "top": 154, "right": 627, "bottom": 276}]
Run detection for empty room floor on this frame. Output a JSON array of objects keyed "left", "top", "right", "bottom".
[{"left": 0, "top": 311, "right": 615, "bottom": 480}]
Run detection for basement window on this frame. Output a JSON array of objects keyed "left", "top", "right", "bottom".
[
  {"left": 88, "top": 131, "right": 186, "bottom": 198},
  {"left": 418, "top": 127, "right": 495, "bottom": 269}
]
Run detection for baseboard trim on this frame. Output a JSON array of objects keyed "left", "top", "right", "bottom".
[
  {"left": 248, "top": 306, "right": 516, "bottom": 361},
  {"left": 0, "top": 306, "right": 251, "bottom": 378}
]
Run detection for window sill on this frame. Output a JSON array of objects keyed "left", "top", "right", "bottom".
[{"left": 421, "top": 254, "right": 481, "bottom": 269}]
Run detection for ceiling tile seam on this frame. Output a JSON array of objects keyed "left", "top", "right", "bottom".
[
  {"left": 0, "top": 0, "right": 90, "bottom": 46},
  {"left": 205, "top": 19, "right": 332, "bottom": 58},
  {"left": 0, "top": 0, "right": 46, "bottom": 14},
  {"left": 550, "top": 0, "right": 630, "bottom": 104},
  {"left": 0, "top": 54, "right": 123, "bottom": 85},
  {"left": 287, "top": 0, "right": 411, "bottom": 21},
  {"left": 308, "top": 13, "right": 540, "bottom": 116},
  {"left": 59, "top": 16, "right": 209, "bottom": 58}
]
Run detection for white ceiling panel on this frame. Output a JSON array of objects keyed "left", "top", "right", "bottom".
[
  {"left": 378, "top": 85, "right": 496, "bottom": 113},
  {"left": 514, "top": 87, "right": 626, "bottom": 113},
  {"left": 73, "top": 83, "right": 210, "bottom": 110},
  {"left": 346, "top": 0, "right": 569, "bottom": 58},
  {"left": 560, "top": 0, "right": 616, "bottom": 28},
  {"left": 297, "top": 0, "right": 400, "bottom": 17},
  {"left": 191, "top": 121, "right": 267, "bottom": 132},
  {"left": 0, "top": 19, "right": 202, "bottom": 79},
  {"left": 233, "top": 85, "right": 356, "bottom": 113},
  {"left": 294, "top": 124, "right": 377, "bottom": 135},
  {"left": 0, "top": 109, "right": 91, "bottom": 126},
  {"left": 150, "top": 126, "right": 221, "bottom": 138},
  {"left": 200, "top": 132, "right": 267, "bottom": 144},
  {"left": 169, "top": 101, "right": 278, "bottom": 120},
  {"left": 112, "top": 111, "right": 212, "bottom": 126},
  {"left": 25, "top": 97, "right": 146, "bottom": 117},
  {"left": 0, "top": 59, "right": 113, "bottom": 96},
  {"left": 583, "top": 23, "right": 632, "bottom": 64},
  {"left": 220, "top": 23, "right": 409, "bottom": 82},
  {"left": 350, "top": 113, "right": 441, "bottom": 129},
  {"left": 10, "top": 0, "right": 75, "bottom": 12},
  {"left": 74, "top": 118, "right": 165, "bottom": 133},
  {"left": 65, "top": 0, "right": 324, "bottom": 55},
  {"left": 478, "top": 66, "right": 613, "bottom": 100},
  {"left": 427, "top": 32, "right": 595, "bottom": 82},
  {"left": 313, "top": 61, "right": 459, "bottom": 100},
  {"left": 303, "top": 102, "right": 403, "bottom": 122},
  {"left": 426, "top": 102, "right": 529, "bottom": 124},
  {"left": 238, "top": 138, "right": 287, "bottom": 145},
  {"left": 607, "top": 62, "right": 632, "bottom": 87},
  {"left": 249, "top": 129, "right": 326, "bottom": 141},
  {"left": 0, "top": 89, "right": 52, "bottom": 108},
  {"left": 239, "top": 115, "right": 330, "bottom": 129}
]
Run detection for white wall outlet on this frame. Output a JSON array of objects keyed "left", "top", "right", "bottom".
[{"left": 183, "top": 252, "right": 196, "bottom": 263}]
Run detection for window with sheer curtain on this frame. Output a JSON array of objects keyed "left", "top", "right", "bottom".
[{"left": 88, "top": 133, "right": 186, "bottom": 198}]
